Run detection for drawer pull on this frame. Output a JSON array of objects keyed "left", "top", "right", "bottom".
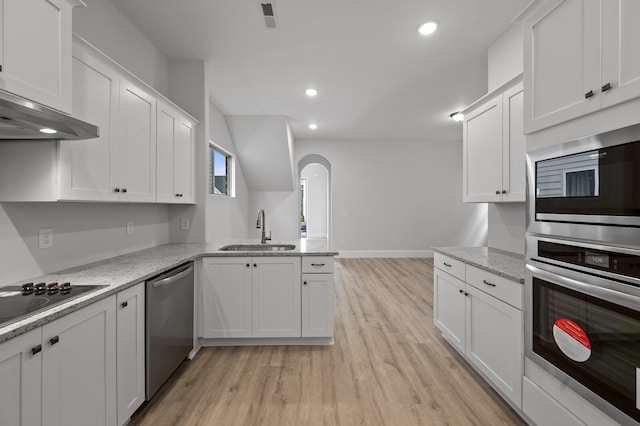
[
  {"left": 31, "top": 344, "right": 42, "bottom": 356},
  {"left": 443, "top": 262, "right": 452, "bottom": 267},
  {"left": 585, "top": 90, "right": 594, "bottom": 99},
  {"left": 482, "top": 279, "right": 497, "bottom": 287},
  {"left": 49, "top": 336, "right": 60, "bottom": 346},
  {"left": 311, "top": 263, "right": 325, "bottom": 267},
  {"left": 601, "top": 82, "right": 612, "bottom": 92}
]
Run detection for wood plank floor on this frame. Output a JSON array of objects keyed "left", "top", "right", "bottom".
[{"left": 130, "top": 258, "right": 525, "bottom": 426}]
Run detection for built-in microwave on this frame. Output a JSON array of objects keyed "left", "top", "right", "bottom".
[{"left": 527, "top": 123, "right": 640, "bottom": 249}]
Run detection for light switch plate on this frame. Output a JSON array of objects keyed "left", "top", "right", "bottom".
[
  {"left": 181, "top": 218, "right": 190, "bottom": 230},
  {"left": 126, "top": 221, "right": 134, "bottom": 236}
]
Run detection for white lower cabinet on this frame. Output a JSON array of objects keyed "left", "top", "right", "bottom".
[
  {"left": 0, "top": 296, "right": 117, "bottom": 426},
  {"left": 434, "top": 254, "right": 523, "bottom": 409},
  {"left": 523, "top": 377, "right": 584, "bottom": 426},
  {"left": 201, "top": 256, "right": 301, "bottom": 339},
  {"left": 42, "top": 296, "right": 117, "bottom": 426},
  {"left": 301, "top": 256, "right": 335, "bottom": 338},
  {"left": 116, "top": 283, "right": 145, "bottom": 426},
  {"left": 0, "top": 328, "right": 42, "bottom": 426}
]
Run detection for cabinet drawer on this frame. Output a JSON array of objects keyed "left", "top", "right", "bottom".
[
  {"left": 466, "top": 265, "right": 522, "bottom": 309},
  {"left": 434, "top": 253, "right": 465, "bottom": 281},
  {"left": 302, "top": 256, "right": 334, "bottom": 273}
]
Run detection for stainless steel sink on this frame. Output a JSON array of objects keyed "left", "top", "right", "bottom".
[{"left": 219, "top": 244, "right": 296, "bottom": 252}]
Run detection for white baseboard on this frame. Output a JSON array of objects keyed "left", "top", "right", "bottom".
[{"left": 336, "top": 250, "right": 434, "bottom": 258}]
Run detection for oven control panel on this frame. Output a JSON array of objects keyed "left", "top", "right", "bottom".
[{"left": 538, "top": 240, "right": 640, "bottom": 280}]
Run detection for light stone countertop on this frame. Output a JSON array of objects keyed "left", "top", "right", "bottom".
[
  {"left": 432, "top": 246, "right": 525, "bottom": 284},
  {"left": 0, "top": 239, "right": 338, "bottom": 344}
]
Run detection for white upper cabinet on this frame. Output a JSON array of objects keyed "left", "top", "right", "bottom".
[
  {"left": 59, "top": 43, "right": 120, "bottom": 201},
  {"left": 0, "top": 0, "right": 80, "bottom": 113},
  {"left": 600, "top": 0, "right": 640, "bottom": 109},
  {"left": 157, "top": 100, "right": 195, "bottom": 204},
  {"left": 523, "top": 0, "right": 640, "bottom": 133},
  {"left": 463, "top": 79, "right": 525, "bottom": 203},
  {"left": 0, "top": 36, "right": 198, "bottom": 204},
  {"left": 119, "top": 79, "right": 156, "bottom": 202}
]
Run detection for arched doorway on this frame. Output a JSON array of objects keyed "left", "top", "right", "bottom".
[{"left": 298, "top": 155, "right": 331, "bottom": 241}]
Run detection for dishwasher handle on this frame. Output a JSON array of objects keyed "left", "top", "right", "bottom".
[{"left": 151, "top": 265, "right": 194, "bottom": 288}]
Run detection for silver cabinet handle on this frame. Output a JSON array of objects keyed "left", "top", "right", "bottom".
[
  {"left": 482, "top": 279, "right": 496, "bottom": 287},
  {"left": 151, "top": 266, "right": 193, "bottom": 288},
  {"left": 443, "top": 262, "right": 452, "bottom": 267}
]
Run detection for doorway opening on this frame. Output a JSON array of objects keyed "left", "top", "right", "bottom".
[{"left": 298, "top": 155, "right": 331, "bottom": 242}]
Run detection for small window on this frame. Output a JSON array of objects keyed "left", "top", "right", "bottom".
[{"left": 209, "top": 144, "right": 231, "bottom": 196}]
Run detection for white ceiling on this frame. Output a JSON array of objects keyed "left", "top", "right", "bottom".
[{"left": 109, "top": 0, "right": 529, "bottom": 140}]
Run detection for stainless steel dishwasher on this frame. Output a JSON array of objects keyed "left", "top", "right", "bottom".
[{"left": 145, "top": 261, "right": 194, "bottom": 400}]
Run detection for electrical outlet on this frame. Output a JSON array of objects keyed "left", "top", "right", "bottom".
[
  {"left": 39, "top": 228, "right": 53, "bottom": 249},
  {"left": 181, "top": 218, "right": 190, "bottom": 230},
  {"left": 126, "top": 221, "right": 134, "bottom": 236}
]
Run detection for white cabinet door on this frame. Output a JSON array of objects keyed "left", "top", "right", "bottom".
[
  {"left": 59, "top": 43, "right": 120, "bottom": 201},
  {"left": 463, "top": 94, "right": 503, "bottom": 202},
  {"left": 201, "top": 257, "right": 253, "bottom": 338},
  {"left": 601, "top": 0, "right": 640, "bottom": 109},
  {"left": 502, "top": 83, "right": 525, "bottom": 202},
  {"left": 174, "top": 118, "right": 195, "bottom": 204},
  {"left": 301, "top": 273, "right": 334, "bottom": 338},
  {"left": 524, "top": 0, "right": 601, "bottom": 132},
  {"left": 0, "top": 329, "right": 42, "bottom": 426},
  {"left": 252, "top": 257, "right": 301, "bottom": 338},
  {"left": 433, "top": 269, "right": 466, "bottom": 354},
  {"left": 119, "top": 80, "right": 156, "bottom": 202},
  {"left": 156, "top": 101, "right": 177, "bottom": 203},
  {"left": 465, "top": 285, "right": 523, "bottom": 409},
  {"left": 156, "top": 101, "right": 195, "bottom": 204},
  {"left": 116, "top": 283, "right": 145, "bottom": 426},
  {"left": 0, "top": 0, "right": 75, "bottom": 113},
  {"left": 42, "top": 296, "right": 116, "bottom": 426}
]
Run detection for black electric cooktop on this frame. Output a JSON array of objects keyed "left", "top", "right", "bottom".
[{"left": 0, "top": 282, "right": 106, "bottom": 328}]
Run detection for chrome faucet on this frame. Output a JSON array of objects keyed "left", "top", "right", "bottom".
[{"left": 256, "top": 209, "right": 271, "bottom": 244}]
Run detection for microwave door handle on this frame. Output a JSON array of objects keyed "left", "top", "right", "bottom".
[{"left": 527, "top": 263, "right": 640, "bottom": 310}]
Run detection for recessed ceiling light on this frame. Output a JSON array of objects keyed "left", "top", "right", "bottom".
[
  {"left": 418, "top": 20, "right": 438, "bottom": 36},
  {"left": 309, "top": 123, "right": 318, "bottom": 130},
  {"left": 449, "top": 112, "right": 464, "bottom": 122},
  {"left": 39, "top": 128, "right": 57, "bottom": 134},
  {"left": 305, "top": 88, "right": 318, "bottom": 97}
]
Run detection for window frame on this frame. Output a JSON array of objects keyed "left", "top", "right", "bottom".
[{"left": 209, "top": 143, "right": 234, "bottom": 197}]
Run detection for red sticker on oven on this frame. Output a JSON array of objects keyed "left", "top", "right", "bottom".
[{"left": 553, "top": 319, "right": 592, "bottom": 362}]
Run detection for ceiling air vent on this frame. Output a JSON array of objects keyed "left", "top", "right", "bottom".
[{"left": 260, "top": 2, "right": 278, "bottom": 29}]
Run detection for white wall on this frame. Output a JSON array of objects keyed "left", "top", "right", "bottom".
[
  {"left": 487, "top": 204, "right": 525, "bottom": 254},
  {"left": 301, "top": 164, "right": 328, "bottom": 239},
  {"left": 248, "top": 192, "right": 299, "bottom": 242},
  {"left": 0, "top": 203, "right": 169, "bottom": 285},
  {"left": 487, "top": 24, "right": 526, "bottom": 254},
  {"left": 73, "top": 0, "right": 170, "bottom": 95},
  {"left": 295, "top": 139, "right": 487, "bottom": 256},
  {"left": 207, "top": 102, "right": 250, "bottom": 241},
  {"left": 488, "top": 24, "right": 523, "bottom": 91}
]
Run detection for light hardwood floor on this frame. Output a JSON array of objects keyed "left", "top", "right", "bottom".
[{"left": 131, "top": 258, "right": 525, "bottom": 425}]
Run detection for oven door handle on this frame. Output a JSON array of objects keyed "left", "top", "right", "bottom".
[{"left": 526, "top": 262, "right": 640, "bottom": 311}]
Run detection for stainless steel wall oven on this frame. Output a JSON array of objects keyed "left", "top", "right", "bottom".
[
  {"left": 526, "top": 123, "right": 640, "bottom": 425},
  {"left": 526, "top": 237, "right": 640, "bottom": 425}
]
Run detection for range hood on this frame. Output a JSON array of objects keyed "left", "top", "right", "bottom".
[{"left": 0, "top": 90, "right": 99, "bottom": 140}]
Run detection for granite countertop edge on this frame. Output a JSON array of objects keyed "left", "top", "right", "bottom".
[
  {"left": 432, "top": 246, "right": 525, "bottom": 284},
  {"left": 0, "top": 239, "right": 338, "bottom": 344}
]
